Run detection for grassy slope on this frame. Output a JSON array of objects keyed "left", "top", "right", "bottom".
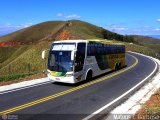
[
  {"left": 131, "top": 35, "right": 160, "bottom": 57},
  {"left": 0, "top": 21, "right": 67, "bottom": 43},
  {"left": 0, "top": 21, "right": 67, "bottom": 75},
  {"left": 0, "top": 46, "right": 30, "bottom": 69},
  {"left": 145, "top": 44, "right": 160, "bottom": 54},
  {"left": 0, "top": 41, "right": 50, "bottom": 75},
  {"left": 0, "top": 47, "right": 18, "bottom": 63},
  {"left": 65, "top": 20, "right": 105, "bottom": 39}
]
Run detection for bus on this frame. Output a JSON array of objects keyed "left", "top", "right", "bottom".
[{"left": 46, "top": 39, "right": 125, "bottom": 84}]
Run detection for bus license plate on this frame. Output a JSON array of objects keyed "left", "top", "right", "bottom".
[{"left": 55, "top": 78, "right": 60, "bottom": 80}]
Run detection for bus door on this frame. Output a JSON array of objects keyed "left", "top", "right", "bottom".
[{"left": 74, "top": 43, "right": 86, "bottom": 81}]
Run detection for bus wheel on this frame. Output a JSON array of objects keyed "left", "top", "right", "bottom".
[
  {"left": 86, "top": 71, "right": 92, "bottom": 81},
  {"left": 115, "top": 64, "right": 118, "bottom": 70},
  {"left": 119, "top": 63, "right": 121, "bottom": 69}
]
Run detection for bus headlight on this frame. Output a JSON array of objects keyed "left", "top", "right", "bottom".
[
  {"left": 47, "top": 70, "right": 51, "bottom": 75},
  {"left": 65, "top": 73, "right": 73, "bottom": 77}
]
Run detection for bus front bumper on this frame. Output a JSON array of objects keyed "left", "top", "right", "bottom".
[{"left": 47, "top": 74, "right": 76, "bottom": 84}]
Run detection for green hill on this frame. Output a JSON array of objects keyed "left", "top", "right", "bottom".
[{"left": 0, "top": 20, "right": 134, "bottom": 44}]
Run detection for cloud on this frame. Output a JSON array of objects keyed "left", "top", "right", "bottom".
[
  {"left": 105, "top": 22, "right": 160, "bottom": 35},
  {"left": 21, "top": 23, "right": 33, "bottom": 28},
  {"left": 112, "top": 27, "right": 126, "bottom": 31},
  {"left": 57, "top": 13, "right": 64, "bottom": 17},
  {"left": 154, "top": 28, "right": 160, "bottom": 31},
  {"left": 107, "top": 24, "right": 116, "bottom": 27},
  {"left": 0, "top": 24, "right": 21, "bottom": 36},
  {"left": 56, "top": 13, "right": 81, "bottom": 19},
  {"left": 157, "top": 19, "right": 160, "bottom": 22},
  {"left": 0, "top": 23, "right": 34, "bottom": 36},
  {"left": 120, "top": 27, "right": 160, "bottom": 35},
  {"left": 65, "top": 14, "right": 81, "bottom": 19},
  {"left": 106, "top": 24, "right": 126, "bottom": 31},
  {"left": 106, "top": 23, "right": 127, "bottom": 31}
]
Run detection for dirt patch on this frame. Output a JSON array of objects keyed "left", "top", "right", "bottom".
[
  {"left": 56, "top": 30, "right": 80, "bottom": 40},
  {"left": 131, "top": 90, "right": 160, "bottom": 120},
  {"left": 0, "top": 42, "right": 21, "bottom": 47}
]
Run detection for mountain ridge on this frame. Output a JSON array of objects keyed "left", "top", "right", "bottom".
[
  {"left": 0, "top": 20, "right": 133, "bottom": 44},
  {"left": 148, "top": 35, "right": 160, "bottom": 39},
  {"left": 0, "top": 20, "right": 159, "bottom": 45}
]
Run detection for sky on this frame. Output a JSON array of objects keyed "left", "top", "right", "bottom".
[{"left": 0, "top": 0, "right": 160, "bottom": 36}]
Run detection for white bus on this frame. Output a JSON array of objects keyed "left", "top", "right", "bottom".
[{"left": 46, "top": 39, "right": 125, "bottom": 84}]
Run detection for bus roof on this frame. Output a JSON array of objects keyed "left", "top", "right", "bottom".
[
  {"left": 53, "top": 40, "right": 87, "bottom": 44},
  {"left": 88, "top": 39, "right": 124, "bottom": 45},
  {"left": 53, "top": 39, "right": 124, "bottom": 45}
]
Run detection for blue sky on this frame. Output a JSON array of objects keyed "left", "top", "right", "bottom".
[{"left": 0, "top": 0, "right": 160, "bottom": 36}]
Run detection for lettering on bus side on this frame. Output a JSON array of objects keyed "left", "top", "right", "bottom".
[{"left": 108, "top": 54, "right": 125, "bottom": 59}]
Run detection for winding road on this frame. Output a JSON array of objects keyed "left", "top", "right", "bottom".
[{"left": 0, "top": 52, "right": 157, "bottom": 120}]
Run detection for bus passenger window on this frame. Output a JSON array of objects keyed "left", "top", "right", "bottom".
[{"left": 75, "top": 43, "right": 86, "bottom": 72}]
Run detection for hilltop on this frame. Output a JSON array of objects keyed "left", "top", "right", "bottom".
[
  {"left": 0, "top": 20, "right": 134, "bottom": 44},
  {"left": 1, "top": 20, "right": 159, "bottom": 46}
]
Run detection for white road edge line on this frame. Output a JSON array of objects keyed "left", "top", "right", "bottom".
[
  {"left": 82, "top": 52, "right": 158, "bottom": 120},
  {"left": 0, "top": 77, "right": 53, "bottom": 94},
  {"left": 0, "top": 81, "right": 52, "bottom": 95}
]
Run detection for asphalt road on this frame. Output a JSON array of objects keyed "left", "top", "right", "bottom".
[{"left": 0, "top": 52, "right": 157, "bottom": 120}]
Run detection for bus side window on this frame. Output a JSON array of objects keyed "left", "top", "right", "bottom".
[
  {"left": 107, "top": 45, "right": 112, "bottom": 54},
  {"left": 75, "top": 43, "right": 86, "bottom": 72},
  {"left": 91, "top": 43, "right": 96, "bottom": 55},
  {"left": 87, "top": 43, "right": 91, "bottom": 56}
]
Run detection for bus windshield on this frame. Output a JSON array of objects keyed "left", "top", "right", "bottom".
[{"left": 48, "top": 51, "right": 73, "bottom": 72}]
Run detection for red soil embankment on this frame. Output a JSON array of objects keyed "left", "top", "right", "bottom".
[
  {"left": 56, "top": 30, "right": 80, "bottom": 40},
  {"left": 0, "top": 42, "right": 21, "bottom": 47}
]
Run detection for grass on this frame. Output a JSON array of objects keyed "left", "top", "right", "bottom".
[
  {"left": 65, "top": 20, "right": 105, "bottom": 39},
  {"left": 0, "top": 47, "right": 18, "bottom": 63},
  {"left": 0, "top": 45, "right": 30, "bottom": 69},
  {"left": 145, "top": 44, "right": 160, "bottom": 54},
  {"left": 0, "top": 41, "right": 50, "bottom": 76},
  {"left": 0, "top": 72, "right": 36, "bottom": 82}
]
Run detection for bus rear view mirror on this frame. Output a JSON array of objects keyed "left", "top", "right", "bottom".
[{"left": 42, "top": 50, "right": 46, "bottom": 59}]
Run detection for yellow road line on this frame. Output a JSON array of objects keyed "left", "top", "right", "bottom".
[{"left": 0, "top": 54, "right": 138, "bottom": 115}]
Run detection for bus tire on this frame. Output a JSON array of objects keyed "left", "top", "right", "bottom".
[
  {"left": 119, "top": 63, "right": 121, "bottom": 69},
  {"left": 86, "top": 70, "right": 92, "bottom": 81},
  {"left": 115, "top": 63, "right": 118, "bottom": 70}
]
